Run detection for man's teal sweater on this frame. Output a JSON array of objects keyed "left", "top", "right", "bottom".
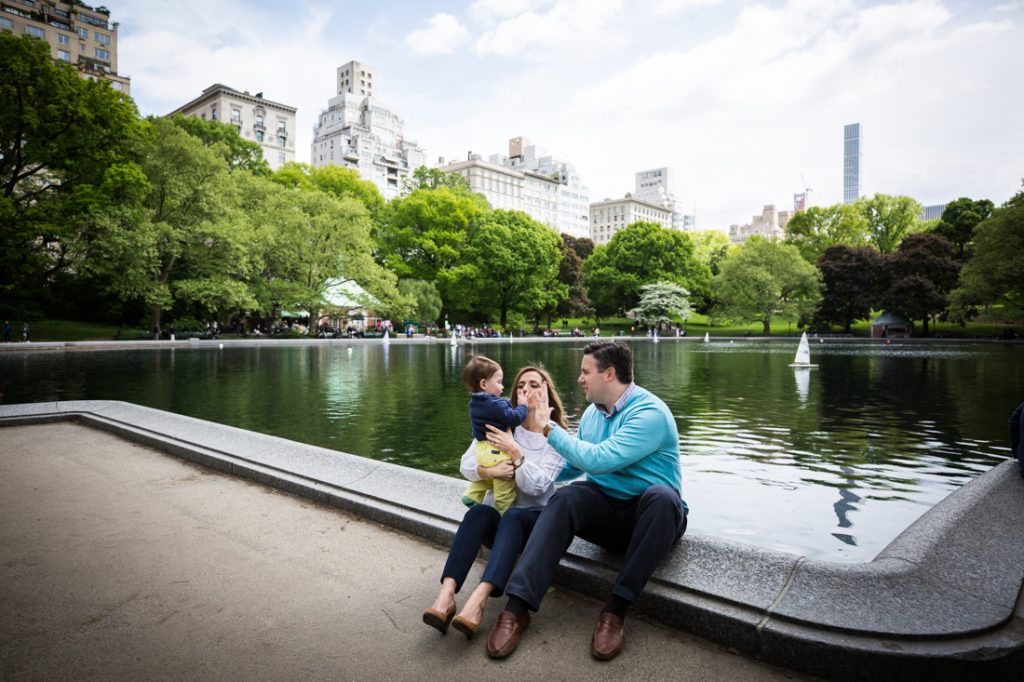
[{"left": 549, "top": 385, "right": 686, "bottom": 511}]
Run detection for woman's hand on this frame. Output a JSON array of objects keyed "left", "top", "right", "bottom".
[
  {"left": 484, "top": 424, "right": 519, "bottom": 457},
  {"left": 479, "top": 459, "right": 515, "bottom": 481}
]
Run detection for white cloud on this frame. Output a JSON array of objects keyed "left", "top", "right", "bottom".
[
  {"left": 405, "top": 13, "right": 470, "bottom": 55},
  {"left": 474, "top": 0, "right": 625, "bottom": 59},
  {"left": 645, "top": 0, "right": 722, "bottom": 16}
]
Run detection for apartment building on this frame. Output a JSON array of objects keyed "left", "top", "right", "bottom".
[
  {"left": 170, "top": 84, "right": 297, "bottom": 171},
  {"left": 1, "top": 0, "right": 130, "bottom": 93},
  {"left": 311, "top": 60, "right": 426, "bottom": 201},
  {"left": 589, "top": 196, "right": 673, "bottom": 245},
  {"left": 728, "top": 204, "right": 793, "bottom": 244},
  {"left": 440, "top": 155, "right": 560, "bottom": 229},
  {"left": 499, "top": 137, "right": 589, "bottom": 238}
]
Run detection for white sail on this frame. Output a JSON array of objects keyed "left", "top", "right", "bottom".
[
  {"left": 450, "top": 331, "right": 457, "bottom": 347},
  {"left": 703, "top": 332, "right": 710, "bottom": 343},
  {"left": 789, "top": 332, "right": 818, "bottom": 367},
  {"left": 652, "top": 328, "right": 659, "bottom": 343},
  {"left": 382, "top": 329, "right": 390, "bottom": 345}
]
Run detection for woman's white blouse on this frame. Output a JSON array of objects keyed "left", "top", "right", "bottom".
[{"left": 459, "top": 427, "right": 567, "bottom": 509}]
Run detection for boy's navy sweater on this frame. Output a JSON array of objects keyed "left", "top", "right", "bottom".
[{"left": 469, "top": 392, "right": 529, "bottom": 440}]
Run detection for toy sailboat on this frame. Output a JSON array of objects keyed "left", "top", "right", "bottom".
[{"left": 789, "top": 332, "right": 818, "bottom": 368}]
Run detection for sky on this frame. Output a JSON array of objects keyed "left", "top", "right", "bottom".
[{"left": 112, "top": 0, "right": 1024, "bottom": 230}]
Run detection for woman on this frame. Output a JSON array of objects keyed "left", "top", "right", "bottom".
[{"left": 422, "top": 365, "right": 570, "bottom": 639}]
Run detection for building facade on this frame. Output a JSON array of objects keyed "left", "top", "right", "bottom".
[
  {"left": 728, "top": 204, "right": 793, "bottom": 244},
  {"left": 170, "top": 84, "right": 297, "bottom": 171},
  {"left": 1, "top": 0, "right": 130, "bottom": 93},
  {"left": 499, "top": 137, "right": 589, "bottom": 238},
  {"left": 843, "top": 122, "right": 862, "bottom": 204},
  {"left": 634, "top": 167, "right": 690, "bottom": 231},
  {"left": 589, "top": 196, "right": 673, "bottom": 245},
  {"left": 311, "top": 60, "right": 425, "bottom": 201},
  {"left": 439, "top": 156, "right": 560, "bottom": 229},
  {"left": 921, "top": 203, "right": 948, "bottom": 221}
]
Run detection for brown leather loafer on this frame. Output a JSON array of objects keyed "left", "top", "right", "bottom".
[
  {"left": 422, "top": 603, "right": 456, "bottom": 634},
  {"left": 486, "top": 610, "right": 530, "bottom": 659},
  {"left": 591, "top": 612, "right": 625, "bottom": 661}
]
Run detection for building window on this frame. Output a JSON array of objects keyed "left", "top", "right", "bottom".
[
  {"left": 57, "top": 49, "right": 71, "bottom": 61},
  {"left": 277, "top": 135, "right": 286, "bottom": 147},
  {"left": 94, "top": 32, "right": 110, "bottom": 45},
  {"left": 25, "top": 25, "right": 45, "bottom": 38},
  {"left": 230, "top": 108, "right": 241, "bottom": 123},
  {"left": 58, "top": 33, "right": 70, "bottom": 44},
  {"left": 255, "top": 131, "right": 264, "bottom": 142},
  {"left": 75, "top": 26, "right": 87, "bottom": 38},
  {"left": 111, "top": 81, "right": 123, "bottom": 92},
  {"left": 277, "top": 120, "right": 286, "bottom": 132},
  {"left": 0, "top": 17, "right": 13, "bottom": 30},
  {"left": 94, "top": 47, "right": 110, "bottom": 60},
  {"left": 278, "top": 152, "right": 285, "bottom": 164},
  {"left": 255, "top": 114, "right": 264, "bottom": 126},
  {"left": 211, "top": 106, "right": 217, "bottom": 121}
]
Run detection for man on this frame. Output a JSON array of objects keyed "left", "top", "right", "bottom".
[{"left": 486, "top": 340, "right": 687, "bottom": 661}]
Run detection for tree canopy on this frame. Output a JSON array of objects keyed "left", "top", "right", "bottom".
[
  {"left": 933, "top": 197, "right": 994, "bottom": 260},
  {"left": 882, "top": 232, "right": 960, "bottom": 336},
  {"left": 632, "top": 282, "right": 693, "bottom": 328},
  {"left": 815, "top": 245, "right": 886, "bottom": 333},
  {"left": 855, "top": 193, "right": 925, "bottom": 254},
  {"left": 712, "top": 237, "right": 821, "bottom": 335},
  {"left": 784, "top": 204, "right": 869, "bottom": 264},
  {"left": 950, "top": 190, "right": 1024, "bottom": 317},
  {"left": 583, "top": 221, "right": 710, "bottom": 320}
]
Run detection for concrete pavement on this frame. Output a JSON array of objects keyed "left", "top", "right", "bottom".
[{"left": 1, "top": 422, "right": 814, "bottom": 681}]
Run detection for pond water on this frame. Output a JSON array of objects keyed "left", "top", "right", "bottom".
[{"left": 1, "top": 338, "right": 1019, "bottom": 562}]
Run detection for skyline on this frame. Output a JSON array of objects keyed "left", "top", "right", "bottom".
[{"left": 110, "top": 0, "right": 1024, "bottom": 230}]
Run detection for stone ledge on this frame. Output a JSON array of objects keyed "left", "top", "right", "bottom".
[{"left": 2, "top": 400, "right": 1022, "bottom": 681}]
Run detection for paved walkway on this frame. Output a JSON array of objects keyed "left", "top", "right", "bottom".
[{"left": 0, "top": 423, "right": 816, "bottom": 681}]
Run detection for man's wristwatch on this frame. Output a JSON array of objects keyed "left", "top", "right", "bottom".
[{"left": 542, "top": 420, "right": 557, "bottom": 437}]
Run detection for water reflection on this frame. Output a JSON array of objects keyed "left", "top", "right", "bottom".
[{"left": 0, "top": 339, "right": 1017, "bottom": 562}]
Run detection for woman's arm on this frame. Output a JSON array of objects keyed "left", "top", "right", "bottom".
[{"left": 513, "top": 434, "right": 567, "bottom": 496}]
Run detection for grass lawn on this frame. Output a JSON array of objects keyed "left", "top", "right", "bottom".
[{"left": 2, "top": 319, "right": 145, "bottom": 343}]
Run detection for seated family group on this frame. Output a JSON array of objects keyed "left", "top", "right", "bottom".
[{"left": 422, "top": 340, "right": 688, "bottom": 662}]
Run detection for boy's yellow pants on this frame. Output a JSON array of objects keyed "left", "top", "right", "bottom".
[{"left": 462, "top": 440, "right": 517, "bottom": 514}]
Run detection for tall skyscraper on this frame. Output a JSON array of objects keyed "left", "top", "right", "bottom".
[
  {"left": 634, "top": 168, "right": 686, "bottom": 231},
  {"left": 311, "top": 60, "right": 425, "bottom": 200},
  {"left": 843, "top": 123, "right": 862, "bottom": 204},
  {"left": 1, "top": 1, "right": 130, "bottom": 94}
]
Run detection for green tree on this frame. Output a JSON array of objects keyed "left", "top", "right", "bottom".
[
  {"left": 691, "top": 229, "right": 733, "bottom": 276},
  {"left": 712, "top": 237, "right": 821, "bottom": 335},
  {"left": 374, "top": 186, "right": 489, "bottom": 323},
  {"left": 554, "top": 234, "right": 594, "bottom": 321},
  {"left": 467, "top": 210, "right": 562, "bottom": 328},
  {"left": 397, "top": 279, "right": 442, "bottom": 326},
  {"left": 855, "top": 193, "right": 925, "bottom": 254},
  {"left": 949, "top": 190, "right": 1024, "bottom": 318},
  {"left": 882, "top": 233, "right": 960, "bottom": 336},
  {"left": 0, "top": 32, "right": 139, "bottom": 301},
  {"left": 273, "top": 162, "right": 385, "bottom": 215},
  {"left": 401, "top": 165, "right": 472, "bottom": 194},
  {"left": 632, "top": 282, "right": 693, "bottom": 328},
  {"left": 933, "top": 197, "right": 994, "bottom": 260},
  {"left": 814, "top": 245, "right": 886, "bottom": 333},
  {"left": 84, "top": 118, "right": 246, "bottom": 333},
  {"left": 583, "top": 222, "right": 710, "bottom": 321},
  {"left": 784, "top": 204, "right": 869, "bottom": 264},
  {"left": 167, "top": 114, "right": 270, "bottom": 175}
]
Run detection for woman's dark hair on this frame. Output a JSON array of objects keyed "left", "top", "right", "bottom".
[
  {"left": 462, "top": 355, "right": 500, "bottom": 392},
  {"left": 582, "top": 340, "right": 633, "bottom": 384}
]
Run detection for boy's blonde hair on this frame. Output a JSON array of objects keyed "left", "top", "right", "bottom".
[{"left": 462, "top": 355, "right": 501, "bottom": 393}]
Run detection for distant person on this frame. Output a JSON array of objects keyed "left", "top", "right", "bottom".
[
  {"left": 461, "top": 356, "right": 530, "bottom": 514},
  {"left": 485, "top": 340, "right": 687, "bottom": 662},
  {"left": 3, "top": 320, "right": 11, "bottom": 342},
  {"left": 21, "top": 322, "right": 29, "bottom": 342}
]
